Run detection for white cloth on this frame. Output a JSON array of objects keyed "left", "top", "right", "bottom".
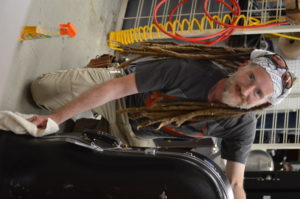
[{"left": 0, "top": 111, "right": 59, "bottom": 137}]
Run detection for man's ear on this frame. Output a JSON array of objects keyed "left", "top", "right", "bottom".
[{"left": 238, "top": 60, "right": 250, "bottom": 70}]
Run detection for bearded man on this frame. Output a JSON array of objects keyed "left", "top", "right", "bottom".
[{"left": 28, "top": 43, "right": 295, "bottom": 199}]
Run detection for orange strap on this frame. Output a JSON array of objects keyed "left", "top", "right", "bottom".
[
  {"left": 145, "top": 92, "right": 178, "bottom": 107},
  {"left": 162, "top": 126, "right": 204, "bottom": 138}
]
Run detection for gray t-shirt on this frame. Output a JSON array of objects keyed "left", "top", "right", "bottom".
[{"left": 125, "top": 58, "right": 256, "bottom": 164}]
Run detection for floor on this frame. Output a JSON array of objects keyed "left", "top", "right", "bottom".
[{"left": 0, "top": 0, "right": 125, "bottom": 116}]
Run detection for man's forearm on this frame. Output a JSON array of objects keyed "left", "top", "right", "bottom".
[
  {"left": 49, "top": 74, "right": 137, "bottom": 124},
  {"left": 225, "top": 161, "right": 246, "bottom": 199},
  {"left": 232, "top": 184, "right": 246, "bottom": 199}
]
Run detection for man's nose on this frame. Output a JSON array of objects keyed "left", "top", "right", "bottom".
[{"left": 241, "top": 84, "right": 255, "bottom": 97}]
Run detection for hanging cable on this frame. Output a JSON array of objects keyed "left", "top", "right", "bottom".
[
  {"left": 153, "top": 0, "right": 287, "bottom": 45},
  {"left": 108, "top": 0, "right": 290, "bottom": 49}
]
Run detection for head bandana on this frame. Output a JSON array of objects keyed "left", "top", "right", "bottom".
[{"left": 250, "top": 50, "right": 293, "bottom": 105}]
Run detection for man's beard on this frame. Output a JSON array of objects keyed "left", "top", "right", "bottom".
[
  {"left": 221, "top": 77, "right": 254, "bottom": 109},
  {"left": 222, "top": 89, "right": 253, "bottom": 109}
]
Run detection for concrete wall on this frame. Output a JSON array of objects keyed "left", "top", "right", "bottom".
[{"left": 0, "top": 0, "right": 125, "bottom": 114}]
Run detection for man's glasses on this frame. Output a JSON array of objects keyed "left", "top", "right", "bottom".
[{"left": 263, "top": 54, "right": 293, "bottom": 90}]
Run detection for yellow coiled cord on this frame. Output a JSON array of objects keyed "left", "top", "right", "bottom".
[{"left": 108, "top": 14, "right": 287, "bottom": 50}]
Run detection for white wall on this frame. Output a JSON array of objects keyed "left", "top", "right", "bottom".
[{"left": 0, "top": 0, "right": 31, "bottom": 101}]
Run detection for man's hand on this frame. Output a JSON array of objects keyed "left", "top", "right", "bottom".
[{"left": 27, "top": 115, "right": 50, "bottom": 129}]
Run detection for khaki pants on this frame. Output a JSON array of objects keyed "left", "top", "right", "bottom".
[{"left": 31, "top": 67, "right": 155, "bottom": 147}]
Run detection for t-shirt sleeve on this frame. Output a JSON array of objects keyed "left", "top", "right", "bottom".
[
  {"left": 219, "top": 114, "right": 257, "bottom": 164},
  {"left": 134, "top": 58, "right": 189, "bottom": 93}
]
